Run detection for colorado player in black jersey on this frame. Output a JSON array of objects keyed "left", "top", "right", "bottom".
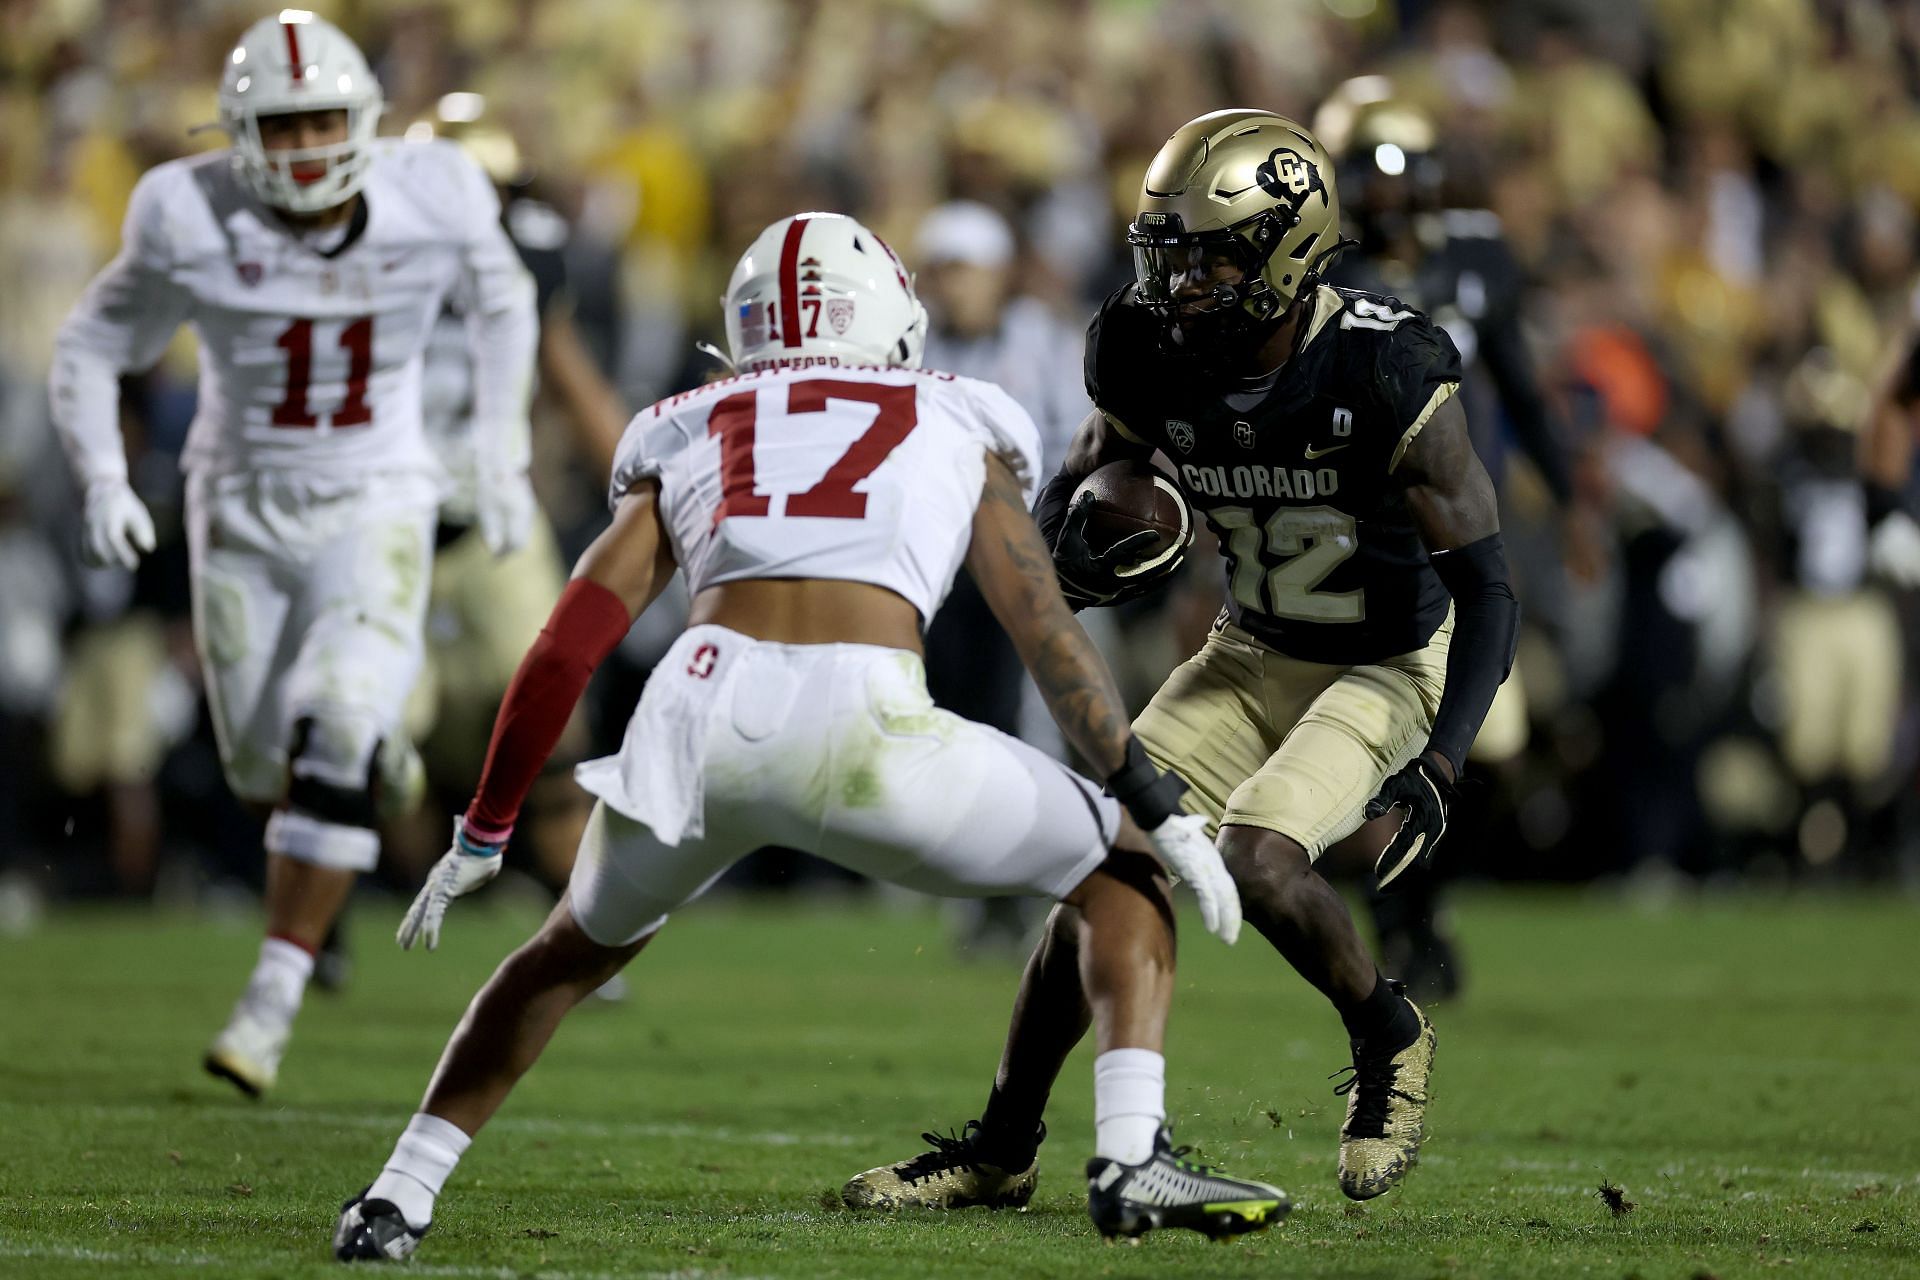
[
  {"left": 1316, "top": 82, "right": 1582, "bottom": 999},
  {"left": 844, "top": 110, "right": 1518, "bottom": 1212}
]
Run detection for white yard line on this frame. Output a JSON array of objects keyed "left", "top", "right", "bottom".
[{"left": 26, "top": 1101, "right": 864, "bottom": 1149}]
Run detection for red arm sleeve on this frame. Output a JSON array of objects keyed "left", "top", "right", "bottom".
[{"left": 463, "top": 579, "right": 633, "bottom": 839}]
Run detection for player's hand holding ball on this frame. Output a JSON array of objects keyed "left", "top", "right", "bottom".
[
  {"left": 397, "top": 819, "right": 507, "bottom": 951},
  {"left": 1366, "top": 751, "right": 1457, "bottom": 891},
  {"left": 476, "top": 468, "right": 537, "bottom": 558},
  {"left": 80, "top": 478, "right": 156, "bottom": 570},
  {"left": 1054, "top": 461, "right": 1194, "bottom": 609},
  {"left": 1106, "top": 739, "right": 1241, "bottom": 945}
]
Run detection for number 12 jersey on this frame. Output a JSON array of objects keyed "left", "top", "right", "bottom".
[{"left": 1087, "top": 283, "right": 1464, "bottom": 665}]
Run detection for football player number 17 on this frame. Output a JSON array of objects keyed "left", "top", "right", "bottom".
[
  {"left": 272, "top": 317, "right": 373, "bottom": 429},
  {"left": 707, "top": 380, "right": 917, "bottom": 522},
  {"left": 1215, "top": 505, "right": 1365, "bottom": 623}
]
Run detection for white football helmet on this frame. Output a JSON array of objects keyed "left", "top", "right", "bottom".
[
  {"left": 723, "top": 213, "right": 929, "bottom": 372},
  {"left": 219, "top": 10, "right": 383, "bottom": 213}
]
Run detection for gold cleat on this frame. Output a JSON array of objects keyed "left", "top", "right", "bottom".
[
  {"left": 1335, "top": 994, "right": 1435, "bottom": 1200},
  {"left": 842, "top": 1121, "right": 1039, "bottom": 1211}
]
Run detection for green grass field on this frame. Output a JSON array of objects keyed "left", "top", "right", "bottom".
[{"left": 1, "top": 889, "right": 1916, "bottom": 1279}]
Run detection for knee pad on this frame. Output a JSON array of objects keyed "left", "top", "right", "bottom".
[{"left": 266, "top": 716, "right": 383, "bottom": 871}]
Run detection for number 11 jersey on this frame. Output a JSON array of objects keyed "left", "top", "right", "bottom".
[
  {"left": 609, "top": 363, "right": 1043, "bottom": 623},
  {"left": 51, "top": 139, "right": 531, "bottom": 481}
]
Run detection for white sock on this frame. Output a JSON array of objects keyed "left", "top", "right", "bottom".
[
  {"left": 1093, "top": 1048, "right": 1166, "bottom": 1166},
  {"left": 368, "top": 1113, "right": 471, "bottom": 1229},
  {"left": 239, "top": 937, "right": 314, "bottom": 1025}
]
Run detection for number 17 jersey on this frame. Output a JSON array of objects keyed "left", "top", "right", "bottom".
[
  {"left": 1087, "top": 283, "right": 1464, "bottom": 665},
  {"left": 609, "top": 363, "right": 1043, "bottom": 623}
]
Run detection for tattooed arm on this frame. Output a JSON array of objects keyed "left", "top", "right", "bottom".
[
  {"left": 966, "top": 451, "right": 1132, "bottom": 776},
  {"left": 967, "top": 449, "right": 1242, "bottom": 939}
]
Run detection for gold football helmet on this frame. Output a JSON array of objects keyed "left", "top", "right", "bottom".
[
  {"left": 1127, "top": 109, "right": 1347, "bottom": 344},
  {"left": 1313, "top": 76, "right": 1438, "bottom": 169}
]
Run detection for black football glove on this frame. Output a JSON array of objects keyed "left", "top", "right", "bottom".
[
  {"left": 1364, "top": 752, "right": 1458, "bottom": 891},
  {"left": 1053, "top": 491, "right": 1187, "bottom": 611}
]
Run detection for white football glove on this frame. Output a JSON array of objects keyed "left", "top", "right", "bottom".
[
  {"left": 397, "top": 820, "right": 506, "bottom": 951},
  {"left": 475, "top": 470, "right": 537, "bottom": 558},
  {"left": 1870, "top": 511, "right": 1920, "bottom": 588},
  {"left": 1146, "top": 812, "right": 1242, "bottom": 946},
  {"left": 80, "top": 478, "right": 156, "bottom": 570}
]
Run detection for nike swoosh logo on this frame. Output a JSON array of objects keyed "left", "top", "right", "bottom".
[{"left": 1303, "top": 443, "right": 1349, "bottom": 460}]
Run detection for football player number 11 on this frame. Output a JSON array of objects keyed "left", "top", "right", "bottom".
[
  {"left": 707, "top": 380, "right": 917, "bottom": 522},
  {"left": 272, "top": 317, "right": 373, "bottom": 429}
]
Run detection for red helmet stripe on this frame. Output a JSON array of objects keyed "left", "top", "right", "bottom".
[
  {"left": 776, "top": 216, "right": 810, "bottom": 348},
  {"left": 873, "top": 232, "right": 911, "bottom": 293},
  {"left": 284, "top": 21, "right": 304, "bottom": 82}
]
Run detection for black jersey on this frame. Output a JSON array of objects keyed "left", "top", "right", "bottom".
[
  {"left": 1330, "top": 211, "right": 1571, "bottom": 502},
  {"left": 1087, "top": 283, "right": 1463, "bottom": 664}
]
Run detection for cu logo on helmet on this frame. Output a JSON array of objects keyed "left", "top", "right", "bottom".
[{"left": 1256, "top": 149, "right": 1324, "bottom": 206}]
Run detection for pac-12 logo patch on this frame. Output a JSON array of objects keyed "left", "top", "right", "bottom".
[
  {"left": 235, "top": 261, "right": 263, "bottom": 287},
  {"left": 1166, "top": 419, "right": 1196, "bottom": 453},
  {"left": 827, "top": 297, "right": 855, "bottom": 335}
]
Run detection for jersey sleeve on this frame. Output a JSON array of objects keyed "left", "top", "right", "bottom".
[
  {"left": 1378, "top": 312, "right": 1465, "bottom": 474},
  {"left": 957, "top": 377, "right": 1045, "bottom": 507},
  {"left": 49, "top": 166, "right": 193, "bottom": 486},
  {"left": 1082, "top": 286, "right": 1159, "bottom": 448},
  {"left": 440, "top": 144, "right": 539, "bottom": 478},
  {"left": 607, "top": 405, "right": 699, "bottom": 509}
]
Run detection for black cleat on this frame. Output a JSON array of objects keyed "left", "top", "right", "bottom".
[
  {"left": 333, "top": 1191, "right": 427, "bottom": 1263},
  {"left": 1086, "top": 1129, "right": 1290, "bottom": 1241}
]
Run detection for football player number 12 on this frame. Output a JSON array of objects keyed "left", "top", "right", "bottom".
[
  {"left": 707, "top": 380, "right": 917, "bottom": 522},
  {"left": 1215, "top": 504, "right": 1365, "bottom": 623},
  {"left": 272, "top": 317, "right": 373, "bottom": 429}
]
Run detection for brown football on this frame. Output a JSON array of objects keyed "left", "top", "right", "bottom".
[{"left": 1070, "top": 459, "right": 1193, "bottom": 572}]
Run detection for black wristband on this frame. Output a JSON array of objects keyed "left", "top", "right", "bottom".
[{"left": 1104, "top": 738, "right": 1187, "bottom": 830}]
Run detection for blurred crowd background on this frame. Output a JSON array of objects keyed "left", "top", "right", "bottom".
[{"left": 5, "top": 0, "right": 1920, "bottom": 925}]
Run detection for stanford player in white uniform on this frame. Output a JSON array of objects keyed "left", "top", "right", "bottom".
[
  {"left": 333, "top": 212, "right": 1287, "bottom": 1262},
  {"left": 49, "top": 12, "right": 537, "bottom": 1098}
]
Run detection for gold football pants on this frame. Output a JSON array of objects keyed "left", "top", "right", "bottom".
[{"left": 1134, "top": 615, "right": 1451, "bottom": 859}]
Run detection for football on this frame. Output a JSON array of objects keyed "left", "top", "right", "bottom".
[{"left": 1070, "top": 458, "right": 1194, "bottom": 576}]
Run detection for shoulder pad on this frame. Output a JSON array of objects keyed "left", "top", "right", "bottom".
[{"left": 1084, "top": 285, "right": 1161, "bottom": 413}]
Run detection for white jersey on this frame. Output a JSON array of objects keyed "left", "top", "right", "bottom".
[
  {"left": 608, "top": 363, "right": 1043, "bottom": 621},
  {"left": 50, "top": 140, "right": 536, "bottom": 486}
]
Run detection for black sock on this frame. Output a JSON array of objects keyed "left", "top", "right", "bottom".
[
  {"left": 979, "top": 1086, "right": 1046, "bottom": 1165},
  {"left": 1339, "top": 970, "right": 1419, "bottom": 1052}
]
